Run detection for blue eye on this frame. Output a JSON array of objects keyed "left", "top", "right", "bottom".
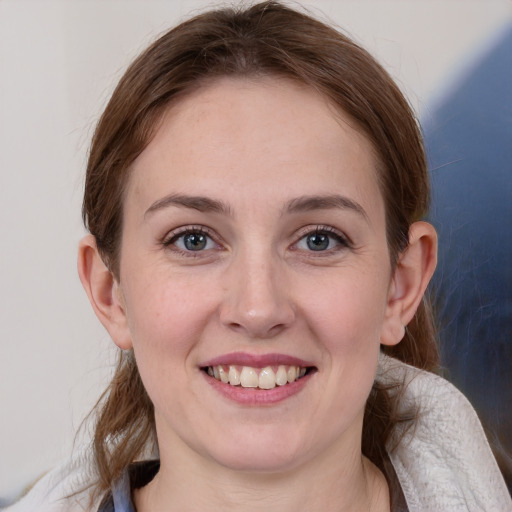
[
  {"left": 166, "top": 229, "right": 217, "bottom": 252},
  {"left": 296, "top": 228, "right": 348, "bottom": 252},
  {"left": 182, "top": 232, "right": 209, "bottom": 251},
  {"left": 305, "top": 232, "right": 330, "bottom": 251}
]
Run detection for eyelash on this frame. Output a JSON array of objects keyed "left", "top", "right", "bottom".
[
  {"left": 293, "top": 225, "right": 352, "bottom": 254},
  {"left": 162, "top": 224, "right": 351, "bottom": 258},
  {"left": 162, "top": 226, "right": 220, "bottom": 257}
]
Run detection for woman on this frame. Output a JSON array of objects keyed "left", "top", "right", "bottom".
[{"left": 8, "top": 2, "right": 510, "bottom": 511}]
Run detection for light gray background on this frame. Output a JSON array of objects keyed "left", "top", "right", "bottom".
[{"left": 1, "top": 0, "right": 511, "bottom": 503}]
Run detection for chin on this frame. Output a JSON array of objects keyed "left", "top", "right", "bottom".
[
  {"left": 216, "top": 451, "right": 303, "bottom": 474},
  {"left": 205, "top": 429, "right": 307, "bottom": 474}
]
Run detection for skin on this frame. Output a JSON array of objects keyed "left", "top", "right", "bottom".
[{"left": 79, "top": 77, "right": 437, "bottom": 511}]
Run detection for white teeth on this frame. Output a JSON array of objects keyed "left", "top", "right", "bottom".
[
  {"left": 258, "top": 366, "right": 276, "bottom": 389},
  {"left": 275, "top": 365, "right": 288, "bottom": 386},
  {"left": 287, "top": 366, "right": 297, "bottom": 383},
  {"left": 208, "top": 364, "right": 308, "bottom": 389},
  {"left": 228, "top": 365, "right": 240, "bottom": 385},
  {"left": 219, "top": 366, "right": 229, "bottom": 383},
  {"left": 240, "top": 367, "right": 259, "bottom": 388}
]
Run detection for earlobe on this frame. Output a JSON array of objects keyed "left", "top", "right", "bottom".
[
  {"left": 381, "top": 221, "right": 437, "bottom": 346},
  {"left": 77, "top": 235, "right": 133, "bottom": 350}
]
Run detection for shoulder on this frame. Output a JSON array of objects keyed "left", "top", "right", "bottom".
[
  {"left": 3, "top": 449, "right": 101, "bottom": 512},
  {"left": 378, "top": 354, "right": 512, "bottom": 511}
]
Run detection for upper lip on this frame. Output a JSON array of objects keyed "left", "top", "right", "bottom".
[{"left": 200, "top": 352, "right": 315, "bottom": 368}]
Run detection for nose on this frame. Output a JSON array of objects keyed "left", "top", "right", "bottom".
[{"left": 219, "top": 251, "right": 295, "bottom": 339}]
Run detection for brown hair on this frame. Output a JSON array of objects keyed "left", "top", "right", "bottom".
[{"left": 83, "top": 0, "right": 439, "bottom": 500}]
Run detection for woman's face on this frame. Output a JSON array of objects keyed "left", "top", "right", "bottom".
[{"left": 116, "top": 77, "right": 397, "bottom": 472}]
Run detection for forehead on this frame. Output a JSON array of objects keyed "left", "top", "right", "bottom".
[{"left": 127, "top": 76, "right": 384, "bottom": 221}]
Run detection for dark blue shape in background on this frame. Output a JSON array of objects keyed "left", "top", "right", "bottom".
[{"left": 424, "top": 25, "right": 512, "bottom": 484}]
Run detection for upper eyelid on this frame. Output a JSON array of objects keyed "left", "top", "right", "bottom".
[
  {"left": 161, "top": 224, "right": 351, "bottom": 249},
  {"left": 163, "top": 225, "right": 218, "bottom": 245},
  {"left": 294, "top": 225, "right": 352, "bottom": 245}
]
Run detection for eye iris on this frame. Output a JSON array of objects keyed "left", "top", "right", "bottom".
[
  {"left": 307, "top": 233, "right": 329, "bottom": 251},
  {"left": 184, "top": 233, "right": 207, "bottom": 251}
]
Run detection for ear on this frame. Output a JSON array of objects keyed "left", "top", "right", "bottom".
[
  {"left": 381, "top": 221, "right": 437, "bottom": 346},
  {"left": 77, "top": 234, "right": 133, "bottom": 350}
]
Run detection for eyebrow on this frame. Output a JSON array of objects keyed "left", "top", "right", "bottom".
[
  {"left": 144, "top": 192, "right": 369, "bottom": 222},
  {"left": 285, "top": 194, "right": 369, "bottom": 222},
  {"left": 144, "top": 193, "right": 232, "bottom": 218}
]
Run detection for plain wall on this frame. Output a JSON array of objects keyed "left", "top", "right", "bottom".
[{"left": 1, "top": 0, "right": 511, "bottom": 503}]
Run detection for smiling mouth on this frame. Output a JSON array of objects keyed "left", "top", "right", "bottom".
[{"left": 202, "top": 364, "right": 315, "bottom": 390}]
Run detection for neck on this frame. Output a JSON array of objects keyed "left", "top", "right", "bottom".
[{"left": 134, "top": 442, "right": 389, "bottom": 512}]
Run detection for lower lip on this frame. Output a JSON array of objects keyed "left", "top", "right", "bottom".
[{"left": 203, "top": 371, "right": 312, "bottom": 405}]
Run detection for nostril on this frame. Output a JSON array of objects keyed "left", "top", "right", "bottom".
[
  {"left": 226, "top": 321, "right": 288, "bottom": 339},
  {"left": 267, "top": 323, "right": 286, "bottom": 335}
]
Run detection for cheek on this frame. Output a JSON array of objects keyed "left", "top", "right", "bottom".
[
  {"left": 122, "top": 271, "right": 217, "bottom": 364},
  {"left": 301, "top": 269, "right": 390, "bottom": 348},
  {"left": 121, "top": 274, "right": 214, "bottom": 415}
]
